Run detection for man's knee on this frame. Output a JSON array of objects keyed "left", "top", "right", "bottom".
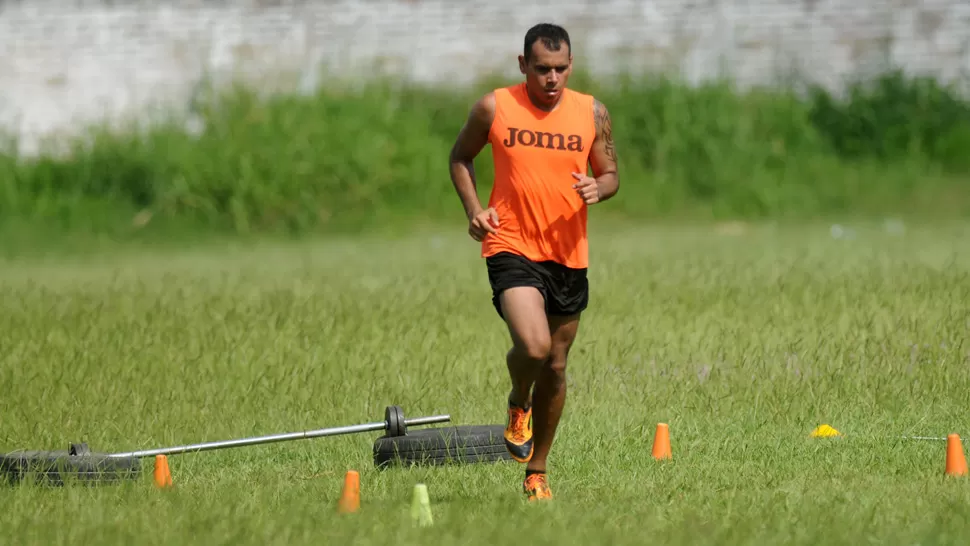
[
  {"left": 543, "top": 314, "right": 579, "bottom": 377},
  {"left": 545, "top": 349, "right": 568, "bottom": 377},
  {"left": 512, "top": 334, "right": 552, "bottom": 363}
]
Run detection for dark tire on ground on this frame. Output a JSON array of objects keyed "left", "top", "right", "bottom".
[
  {"left": 0, "top": 450, "right": 142, "bottom": 486},
  {"left": 373, "top": 425, "right": 513, "bottom": 469}
]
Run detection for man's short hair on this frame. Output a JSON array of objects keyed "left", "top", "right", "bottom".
[{"left": 523, "top": 23, "right": 571, "bottom": 61}]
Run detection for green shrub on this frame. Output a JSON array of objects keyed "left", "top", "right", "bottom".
[
  {"left": 0, "top": 69, "right": 967, "bottom": 236},
  {"left": 807, "top": 69, "right": 970, "bottom": 172}
]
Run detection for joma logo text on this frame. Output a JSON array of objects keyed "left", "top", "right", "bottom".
[{"left": 502, "top": 127, "right": 584, "bottom": 151}]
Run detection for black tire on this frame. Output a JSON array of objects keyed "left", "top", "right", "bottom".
[
  {"left": 0, "top": 450, "right": 142, "bottom": 486},
  {"left": 373, "top": 425, "right": 513, "bottom": 469}
]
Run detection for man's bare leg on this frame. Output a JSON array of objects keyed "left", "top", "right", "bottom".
[
  {"left": 497, "top": 287, "right": 581, "bottom": 500},
  {"left": 527, "top": 312, "right": 579, "bottom": 475},
  {"left": 497, "top": 286, "right": 551, "bottom": 463}
]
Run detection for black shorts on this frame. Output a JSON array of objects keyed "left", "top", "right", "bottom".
[{"left": 485, "top": 251, "right": 589, "bottom": 319}]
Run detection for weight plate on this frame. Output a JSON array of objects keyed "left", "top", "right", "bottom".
[{"left": 385, "top": 405, "right": 406, "bottom": 437}]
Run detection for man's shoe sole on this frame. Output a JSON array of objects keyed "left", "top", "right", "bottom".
[{"left": 505, "top": 439, "right": 534, "bottom": 463}]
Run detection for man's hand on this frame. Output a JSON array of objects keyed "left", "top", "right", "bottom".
[
  {"left": 468, "top": 207, "right": 499, "bottom": 242},
  {"left": 571, "top": 172, "right": 601, "bottom": 205}
]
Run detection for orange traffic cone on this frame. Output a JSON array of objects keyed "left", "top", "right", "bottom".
[
  {"left": 337, "top": 470, "right": 360, "bottom": 513},
  {"left": 652, "top": 423, "right": 672, "bottom": 460},
  {"left": 153, "top": 454, "right": 173, "bottom": 488},
  {"left": 945, "top": 434, "right": 968, "bottom": 476}
]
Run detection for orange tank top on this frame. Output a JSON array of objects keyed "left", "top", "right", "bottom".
[{"left": 482, "top": 82, "right": 596, "bottom": 269}]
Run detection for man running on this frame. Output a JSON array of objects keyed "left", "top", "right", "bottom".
[{"left": 448, "top": 23, "right": 620, "bottom": 501}]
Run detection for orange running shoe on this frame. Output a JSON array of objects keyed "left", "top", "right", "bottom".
[
  {"left": 523, "top": 472, "right": 552, "bottom": 501},
  {"left": 504, "top": 399, "right": 534, "bottom": 463}
]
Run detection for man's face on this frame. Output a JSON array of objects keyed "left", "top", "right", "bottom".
[{"left": 518, "top": 40, "right": 572, "bottom": 108}]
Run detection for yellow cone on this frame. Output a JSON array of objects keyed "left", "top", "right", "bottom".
[
  {"left": 410, "top": 483, "right": 433, "bottom": 527},
  {"left": 810, "top": 424, "right": 841, "bottom": 438}
]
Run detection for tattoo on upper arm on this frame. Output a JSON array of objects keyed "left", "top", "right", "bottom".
[{"left": 593, "top": 99, "right": 617, "bottom": 164}]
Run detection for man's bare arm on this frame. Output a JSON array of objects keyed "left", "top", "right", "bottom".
[
  {"left": 589, "top": 98, "right": 619, "bottom": 202},
  {"left": 449, "top": 93, "right": 496, "bottom": 221}
]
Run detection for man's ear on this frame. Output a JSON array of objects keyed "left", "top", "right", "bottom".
[{"left": 518, "top": 55, "right": 527, "bottom": 74}]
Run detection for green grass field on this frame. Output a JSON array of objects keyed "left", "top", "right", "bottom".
[{"left": 1, "top": 220, "right": 969, "bottom": 545}]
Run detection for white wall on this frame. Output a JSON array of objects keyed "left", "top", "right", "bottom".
[{"left": 1, "top": 0, "right": 968, "bottom": 155}]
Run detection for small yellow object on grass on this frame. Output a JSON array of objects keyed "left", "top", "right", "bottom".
[{"left": 810, "top": 424, "right": 841, "bottom": 438}]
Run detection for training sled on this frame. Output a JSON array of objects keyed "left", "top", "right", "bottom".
[
  {"left": 0, "top": 405, "right": 510, "bottom": 486},
  {"left": 373, "top": 424, "right": 511, "bottom": 469}
]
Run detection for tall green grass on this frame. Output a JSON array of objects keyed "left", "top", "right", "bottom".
[
  {"left": 1, "top": 69, "right": 968, "bottom": 237},
  {"left": 1, "top": 223, "right": 969, "bottom": 544}
]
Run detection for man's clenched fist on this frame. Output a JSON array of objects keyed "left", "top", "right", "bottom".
[
  {"left": 571, "top": 172, "right": 601, "bottom": 205},
  {"left": 468, "top": 207, "right": 500, "bottom": 242}
]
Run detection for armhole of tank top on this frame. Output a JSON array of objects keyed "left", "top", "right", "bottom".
[
  {"left": 487, "top": 88, "right": 507, "bottom": 144},
  {"left": 589, "top": 95, "right": 597, "bottom": 136}
]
